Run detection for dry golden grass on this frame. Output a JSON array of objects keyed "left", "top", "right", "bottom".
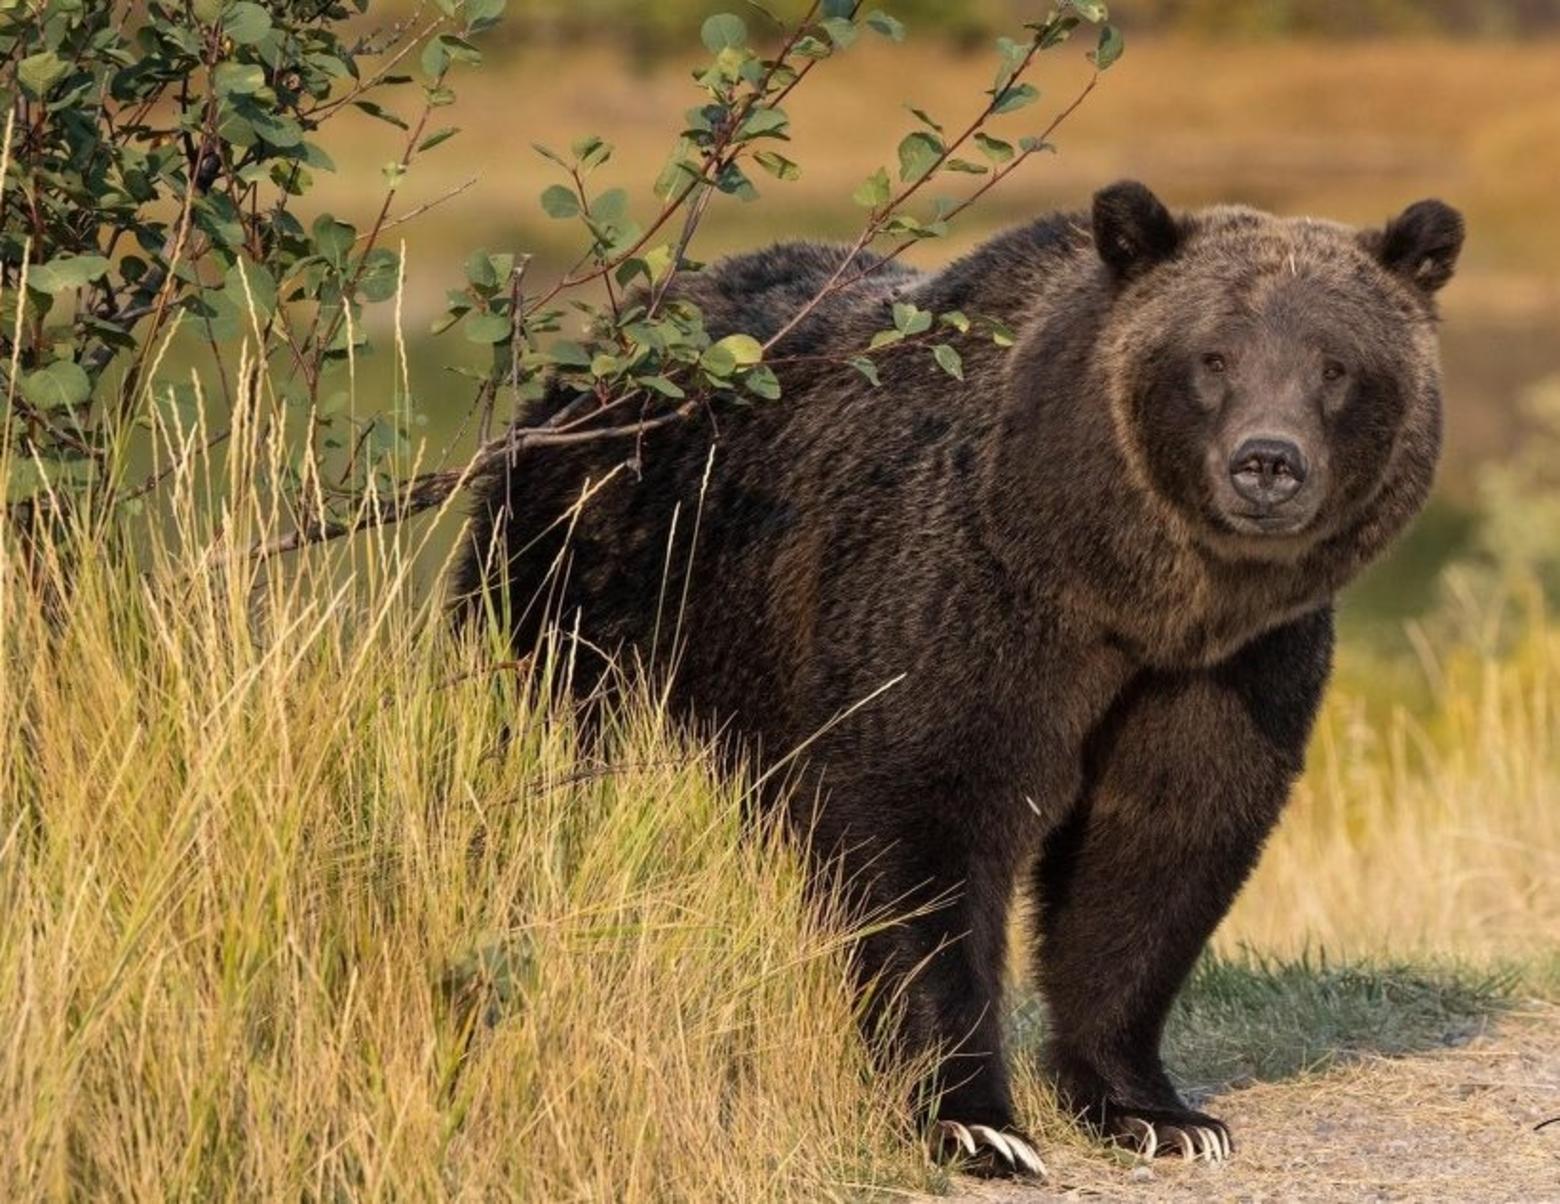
[
  {"left": 0, "top": 382, "right": 929, "bottom": 1200},
  {"left": 1224, "top": 586, "right": 1560, "bottom": 966}
]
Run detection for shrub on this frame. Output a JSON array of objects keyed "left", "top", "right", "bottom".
[{"left": 1, "top": 0, "right": 1121, "bottom": 563}]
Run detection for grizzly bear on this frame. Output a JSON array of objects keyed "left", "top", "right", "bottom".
[{"left": 454, "top": 181, "right": 1463, "bottom": 1176}]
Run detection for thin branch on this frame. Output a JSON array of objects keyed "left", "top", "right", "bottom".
[
  {"left": 356, "top": 175, "right": 478, "bottom": 244},
  {"left": 243, "top": 400, "right": 698, "bottom": 562}
]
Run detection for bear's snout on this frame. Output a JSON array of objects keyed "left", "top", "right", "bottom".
[{"left": 1228, "top": 436, "right": 1308, "bottom": 508}]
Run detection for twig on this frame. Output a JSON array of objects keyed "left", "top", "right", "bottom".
[
  {"left": 244, "top": 400, "right": 698, "bottom": 562},
  {"left": 357, "top": 175, "right": 478, "bottom": 244}
]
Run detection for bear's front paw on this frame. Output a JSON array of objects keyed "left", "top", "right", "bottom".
[
  {"left": 931, "top": 1119, "right": 1047, "bottom": 1178},
  {"left": 1104, "top": 1105, "right": 1231, "bottom": 1163}
]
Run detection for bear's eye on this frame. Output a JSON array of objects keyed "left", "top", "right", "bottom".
[
  {"left": 1322, "top": 360, "right": 1347, "bottom": 383},
  {"left": 1201, "top": 353, "right": 1227, "bottom": 373}
]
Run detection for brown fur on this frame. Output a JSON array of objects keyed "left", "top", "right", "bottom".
[{"left": 453, "top": 182, "right": 1463, "bottom": 1168}]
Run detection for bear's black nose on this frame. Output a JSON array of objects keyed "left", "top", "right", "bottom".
[{"left": 1229, "top": 437, "right": 1307, "bottom": 506}]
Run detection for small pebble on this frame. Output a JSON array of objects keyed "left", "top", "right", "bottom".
[{"left": 1129, "top": 1165, "right": 1154, "bottom": 1182}]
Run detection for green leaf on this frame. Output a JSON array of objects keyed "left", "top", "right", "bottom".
[
  {"left": 905, "top": 106, "right": 943, "bottom": 133},
  {"left": 700, "top": 344, "right": 737, "bottom": 378},
  {"left": 897, "top": 131, "right": 943, "bottom": 183},
  {"left": 819, "top": 17, "right": 857, "bottom": 48},
  {"left": 353, "top": 100, "right": 408, "bottom": 130},
  {"left": 868, "top": 329, "right": 904, "bottom": 350},
  {"left": 466, "top": 249, "right": 499, "bottom": 289},
  {"left": 700, "top": 13, "right": 747, "bottom": 53},
  {"left": 945, "top": 158, "right": 988, "bottom": 174},
  {"left": 532, "top": 142, "right": 569, "bottom": 168},
  {"left": 1091, "top": 24, "right": 1125, "bottom": 70},
  {"left": 866, "top": 10, "right": 906, "bottom": 40},
  {"left": 17, "top": 51, "right": 69, "bottom": 98},
  {"left": 21, "top": 361, "right": 91, "bottom": 410},
  {"left": 418, "top": 126, "right": 460, "bottom": 152},
  {"left": 312, "top": 214, "right": 357, "bottom": 265},
  {"left": 467, "top": 0, "right": 507, "bottom": 29},
  {"left": 223, "top": 2, "right": 273, "bottom": 45},
  {"left": 572, "top": 135, "right": 613, "bottom": 169},
  {"left": 422, "top": 36, "right": 449, "bottom": 77},
  {"left": 358, "top": 249, "right": 402, "bottom": 303},
  {"left": 224, "top": 259, "right": 278, "bottom": 317},
  {"left": 739, "top": 107, "right": 790, "bottom": 139},
  {"left": 939, "top": 309, "right": 971, "bottom": 333},
  {"left": 992, "top": 83, "right": 1039, "bottom": 115},
  {"left": 638, "top": 375, "right": 686, "bottom": 399},
  {"left": 540, "top": 185, "right": 581, "bottom": 219},
  {"left": 987, "top": 318, "right": 1018, "bottom": 347},
  {"left": 548, "top": 340, "right": 592, "bottom": 368},
  {"left": 214, "top": 62, "right": 266, "bottom": 95},
  {"left": 1035, "top": 13, "right": 1082, "bottom": 48},
  {"left": 754, "top": 151, "right": 800, "bottom": 181},
  {"left": 743, "top": 365, "right": 781, "bottom": 400},
  {"left": 713, "top": 334, "right": 763, "bottom": 366},
  {"left": 590, "top": 188, "right": 629, "bottom": 223},
  {"left": 465, "top": 313, "right": 512, "bottom": 344},
  {"left": 993, "top": 36, "right": 1027, "bottom": 94},
  {"left": 713, "top": 162, "right": 758, "bottom": 201},
  {"left": 853, "top": 167, "right": 892, "bottom": 209},
  {"left": 974, "top": 132, "right": 1015, "bottom": 163},
  {"left": 1067, "top": 0, "right": 1109, "bottom": 22},
  {"left": 933, "top": 343, "right": 964, "bottom": 381},
  {"left": 849, "top": 356, "right": 882, "bottom": 386},
  {"left": 249, "top": 108, "right": 303, "bottom": 148},
  {"left": 892, "top": 302, "right": 931, "bottom": 335},
  {"left": 28, "top": 255, "right": 110, "bottom": 293}
]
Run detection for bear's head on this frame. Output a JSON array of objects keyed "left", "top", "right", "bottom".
[{"left": 1090, "top": 180, "right": 1463, "bottom": 564}]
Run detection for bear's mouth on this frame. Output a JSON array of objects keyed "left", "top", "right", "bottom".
[{"left": 1225, "top": 509, "right": 1315, "bottom": 537}]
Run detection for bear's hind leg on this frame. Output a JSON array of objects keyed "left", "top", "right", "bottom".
[{"left": 1031, "top": 611, "right": 1333, "bottom": 1162}]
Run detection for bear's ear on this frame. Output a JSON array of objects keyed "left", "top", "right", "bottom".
[
  {"left": 1366, "top": 199, "right": 1464, "bottom": 295},
  {"left": 1092, "top": 180, "right": 1180, "bottom": 282}
]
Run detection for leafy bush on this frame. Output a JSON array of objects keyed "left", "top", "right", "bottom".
[{"left": 1, "top": 0, "right": 1120, "bottom": 561}]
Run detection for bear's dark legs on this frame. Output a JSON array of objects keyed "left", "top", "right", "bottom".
[
  {"left": 1032, "top": 611, "right": 1333, "bottom": 1161},
  {"left": 833, "top": 815, "right": 1043, "bottom": 1177}
]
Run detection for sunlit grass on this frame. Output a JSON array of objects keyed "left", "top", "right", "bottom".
[
  {"left": 1223, "top": 581, "right": 1560, "bottom": 970},
  {"left": 0, "top": 370, "right": 929, "bottom": 1200}
]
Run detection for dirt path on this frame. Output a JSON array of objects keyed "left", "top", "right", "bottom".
[{"left": 943, "top": 1006, "right": 1559, "bottom": 1203}]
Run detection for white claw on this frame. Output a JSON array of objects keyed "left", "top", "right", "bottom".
[
  {"left": 936, "top": 1120, "right": 977, "bottom": 1158},
  {"left": 968, "top": 1124, "right": 1015, "bottom": 1166},
  {"left": 1221, "top": 1128, "right": 1232, "bottom": 1161},
  {"left": 1126, "top": 1116, "right": 1157, "bottom": 1160},
  {"left": 1173, "top": 1126, "right": 1197, "bottom": 1161},
  {"left": 1005, "top": 1135, "right": 1048, "bottom": 1178}
]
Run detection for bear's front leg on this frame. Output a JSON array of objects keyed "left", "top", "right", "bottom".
[
  {"left": 1031, "top": 610, "right": 1333, "bottom": 1163},
  {"left": 831, "top": 805, "right": 1044, "bottom": 1180}
]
